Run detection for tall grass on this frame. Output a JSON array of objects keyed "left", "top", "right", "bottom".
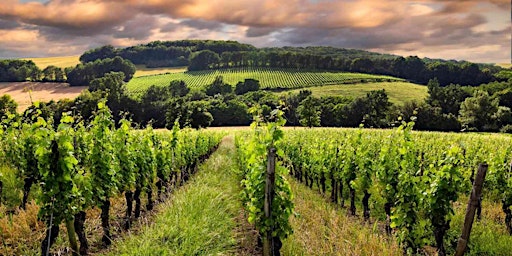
[
  {"left": 0, "top": 165, "right": 23, "bottom": 210},
  {"left": 281, "top": 177, "right": 401, "bottom": 256}
]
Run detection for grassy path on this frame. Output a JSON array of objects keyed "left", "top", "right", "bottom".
[
  {"left": 282, "top": 177, "right": 401, "bottom": 256},
  {"left": 103, "top": 136, "right": 256, "bottom": 255}
]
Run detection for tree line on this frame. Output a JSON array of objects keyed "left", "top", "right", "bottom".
[
  {"left": 79, "top": 40, "right": 503, "bottom": 86},
  {"left": 2, "top": 71, "right": 512, "bottom": 133},
  {"left": 79, "top": 40, "right": 256, "bottom": 68},
  {"left": 0, "top": 57, "right": 136, "bottom": 86},
  {"left": 1, "top": 40, "right": 505, "bottom": 88}
]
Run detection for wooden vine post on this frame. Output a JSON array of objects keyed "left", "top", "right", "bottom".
[
  {"left": 455, "top": 163, "right": 488, "bottom": 256},
  {"left": 263, "top": 147, "right": 276, "bottom": 256}
]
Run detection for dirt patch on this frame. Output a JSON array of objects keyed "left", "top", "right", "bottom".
[{"left": 0, "top": 82, "right": 87, "bottom": 112}]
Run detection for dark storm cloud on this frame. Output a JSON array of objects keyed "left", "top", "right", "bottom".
[
  {"left": 113, "top": 15, "right": 159, "bottom": 40},
  {"left": 160, "top": 22, "right": 179, "bottom": 33},
  {"left": 179, "top": 19, "right": 224, "bottom": 31},
  {"left": 245, "top": 27, "right": 279, "bottom": 37},
  {"left": 277, "top": 26, "right": 420, "bottom": 49},
  {"left": 0, "top": 19, "right": 21, "bottom": 29}
]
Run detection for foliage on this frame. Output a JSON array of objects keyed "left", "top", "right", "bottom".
[
  {"left": 88, "top": 101, "right": 118, "bottom": 203},
  {"left": 66, "top": 56, "right": 135, "bottom": 86},
  {"left": 297, "top": 96, "right": 321, "bottom": 127},
  {"left": 459, "top": 90, "right": 499, "bottom": 131},
  {"left": 426, "top": 78, "right": 471, "bottom": 115},
  {"left": 188, "top": 50, "right": 221, "bottom": 71},
  {"left": 205, "top": 76, "right": 232, "bottom": 96},
  {"left": 0, "top": 59, "right": 41, "bottom": 82},
  {"left": 0, "top": 101, "right": 225, "bottom": 254},
  {"left": 42, "top": 65, "right": 66, "bottom": 82},
  {"left": 236, "top": 108, "right": 294, "bottom": 241},
  {"left": 278, "top": 124, "right": 512, "bottom": 254},
  {"left": 36, "top": 114, "right": 79, "bottom": 224},
  {"left": 235, "top": 78, "right": 260, "bottom": 95},
  {"left": 169, "top": 80, "right": 190, "bottom": 97},
  {"left": 0, "top": 95, "right": 17, "bottom": 120}
]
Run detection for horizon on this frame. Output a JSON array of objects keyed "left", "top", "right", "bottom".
[{"left": 0, "top": 0, "right": 510, "bottom": 63}]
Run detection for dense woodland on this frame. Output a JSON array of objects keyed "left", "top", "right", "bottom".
[
  {"left": 1, "top": 40, "right": 512, "bottom": 132},
  {"left": 79, "top": 40, "right": 501, "bottom": 86}
]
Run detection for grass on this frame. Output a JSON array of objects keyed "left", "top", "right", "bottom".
[
  {"left": 282, "top": 177, "right": 401, "bottom": 256},
  {"left": 276, "top": 81, "right": 428, "bottom": 105},
  {"left": 448, "top": 196, "right": 512, "bottom": 256},
  {"left": 23, "top": 55, "right": 80, "bottom": 69},
  {"left": 103, "top": 136, "right": 254, "bottom": 255},
  {"left": 126, "top": 67, "right": 403, "bottom": 95}
]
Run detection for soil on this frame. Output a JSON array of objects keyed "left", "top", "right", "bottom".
[{"left": 0, "top": 82, "right": 87, "bottom": 112}]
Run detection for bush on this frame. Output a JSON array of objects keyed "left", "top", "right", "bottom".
[{"left": 500, "top": 124, "right": 512, "bottom": 133}]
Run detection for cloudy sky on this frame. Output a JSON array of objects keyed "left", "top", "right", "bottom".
[{"left": 0, "top": 0, "right": 510, "bottom": 63}]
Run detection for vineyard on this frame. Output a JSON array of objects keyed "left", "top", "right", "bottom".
[
  {"left": 126, "top": 67, "right": 403, "bottom": 96},
  {"left": 0, "top": 102, "right": 223, "bottom": 255},
  {"left": 276, "top": 124, "right": 512, "bottom": 255},
  {"left": 2, "top": 107, "right": 512, "bottom": 255}
]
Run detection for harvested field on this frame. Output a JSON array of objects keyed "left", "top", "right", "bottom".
[{"left": 0, "top": 82, "right": 86, "bottom": 112}]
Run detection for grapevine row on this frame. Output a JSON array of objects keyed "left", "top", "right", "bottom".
[
  {"left": 0, "top": 101, "right": 223, "bottom": 255},
  {"left": 126, "top": 67, "right": 401, "bottom": 96},
  {"left": 279, "top": 124, "right": 512, "bottom": 255},
  {"left": 235, "top": 110, "right": 293, "bottom": 256}
]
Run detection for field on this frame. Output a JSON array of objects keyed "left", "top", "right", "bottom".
[
  {"left": 276, "top": 81, "right": 428, "bottom": 104},
  {"left": 23, "top": 56, "right": 186, "bottom": 77},
  {"left": 126, "top": 67, "right": 404, "bottom": 95},
  {"left": 133, "top": 66, "right": 187, "bottom": 77},
  {"left": 0, "top": 82, "right": 86, "bottom": 111},
  {"left": 23, "top": 55, "right": 81, "bottom": 69},
  {"left": 497, "top": 63, "right": 512, "bottom": 69}
]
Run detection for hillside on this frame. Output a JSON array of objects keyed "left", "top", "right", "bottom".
[
  {"left": 23, "top": 56, "right": 186, "bottom": 77},
  {"left": 23, "top": 55, "right": 80, "bottom": 69},
  {"left": 126, "top": 67, "right": 403, "bottom": 95},
  {"left": 276, "top": 81, "right": 428, "bottom": 105}
]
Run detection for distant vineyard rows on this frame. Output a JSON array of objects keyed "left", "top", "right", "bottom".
[{"left": 126, "top": 67, "right": 402, "bottom": 96}]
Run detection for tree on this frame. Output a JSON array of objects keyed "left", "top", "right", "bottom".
[
  {"left": 0, "top": 60, "right": 41, "bottom": 82},
  {"left": 0, "top": 95, "right": 17, "bottom": 119},
  {"left": 205, "top": 76, "right": 232, "bottom": 96},
  {"left": 280, "top": 90, "right": 312, "bottom": 126},
  {"left": 88, "top": 72, "right": 130, "bottom": 123},
  {"left": 426, "top": 78, "right": 471, "bottom": 115},
  {"left": 66, "top": 57, "right": 135, "bottom": 86},
  {"left": 169, "top": 80, "right": 190, "bottom": 97},
  {"left": 188, "top": 50, "right": 220, "bottom": 71},
  {"left": 89, "top": 72, "right": 126, "bottom": 104},
  {"left": 80, "top": 45, "right": 117, "bottom": 63},
  {"left": 139, "top": 85, "right": 172, "bottom": 127},
  {"left": 363, "top": 90, "right": 392, "bottom": 127},
  {"left": 141, "top": 85, "right": 172, "bottom": 103},
  {"left": 186, "top": 101, "right": 213, "bottom": 129},
  {"left": 42, "top": 65, "right": 66, "bottom": 82},
  {"left": 235, "top": 79, "right": 260, "bottom": 95},
  {"left": 210, "top": 98, "right": 251, "bottom": 126},
  {"left": 297, "top": 96, "right": 321, "bottom": 127},
  {"left": 459, "top": 90, "right": 499, "bottom": 131}
]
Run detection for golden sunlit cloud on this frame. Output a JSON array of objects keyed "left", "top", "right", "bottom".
[{"left": 0, "top": 0, "right": 508, "bottom": 63}]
